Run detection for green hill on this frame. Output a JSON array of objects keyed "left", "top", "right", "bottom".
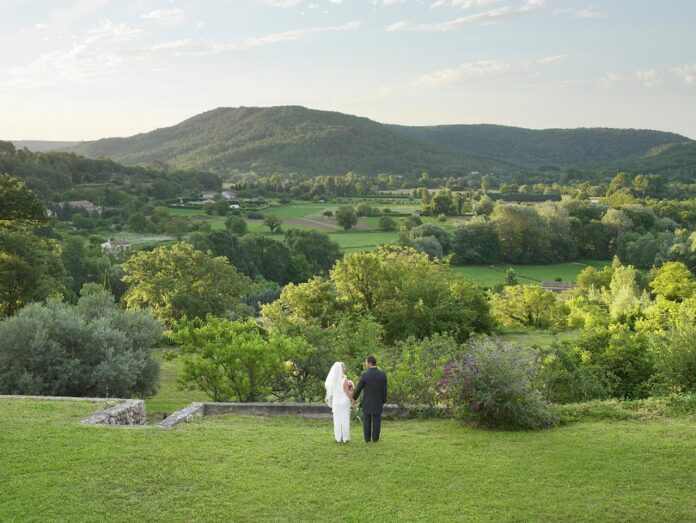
[
  {"left": 68, "top": 106, "right": 509, "bottom": 177},
  {"left": 388, "top": 123, "right": 690, "bottom": 167},
  {"left": 591, "top": 141, "right": 696, "bottom": 180}
]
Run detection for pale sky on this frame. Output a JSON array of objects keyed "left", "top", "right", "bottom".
[{"left": 1, "top": 0, "right": 695, "bottom": 140}]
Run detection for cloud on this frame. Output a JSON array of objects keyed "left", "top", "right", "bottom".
[
  {"left": 537, "top": 54, "right": 571, "bottom": 64},
  {"left": 554, "top": 6, "right": 606, "bottom": 19},
  {"left": 672, "top": 64, "right": 696, "bottom": 84},
  {"left": 430, "top": 0, "right": 497, "bottom": 9},
  {"left": 595, "top": 71, "right": 622, "bottom": 89},
  {"left": 145, "top": 22, "right": 361, "bottom": 56},
  {"left": 140, "top": 8, "right": 184, "bottom": 22},
  {"left": 413, "top": 59, "right": 530, "bottom": 88},
  {"left": 261, "top": 0, "right": 301, "bottom": 7},
  {"left": 635, "top": 69, "right": 661, "bottom": 88},
  {"left": 4, "top": 19, "right": 142, "bottom": 88},
  {"left": 387, "top": 0, "right": 546, "bottom": 31}
]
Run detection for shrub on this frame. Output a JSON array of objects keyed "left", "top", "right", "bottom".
[
  {"left": 440, "top": 336, "right": 556, "bottom": 430},
  {"left": 0, "top": 285, "right": 162, "bottom": 398},
  {"left": 381, "top": 334, "right": 460, "bottom": 409},
  {"left": 437, "top": 213, "right": 447, "bottom": 222},
  {"left": 168, "top": 316, "right": 310, "bottom": 402},
  {"left": 378, "top": 216, "right": 397, "bottom": 231}
]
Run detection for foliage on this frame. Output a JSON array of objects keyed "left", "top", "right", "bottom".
[
  {"left": 381, "top": 333, "right": 461, "bottom": 409},
  {"left": 0, "top": 285, "right": 161, "bottom": 397},
  {"left": 66, "top": 107, "right": 506, "bottom": 177},
  {"left": 225, "top": 215, "right": 248, "bottom": 235},
  {"left": 283, "top": 229, "right": 341, "bottom": 275},
  {"left": 0, "top": 226, "right": 64, "bottom": 317},
  {"left": 168, "top": 316, "right": 307, "bottom": 402},
  {"left": 649, "top": 261, "right": 696, "bottom": 302},
  {"left": 262, "top": 214, "right": 283, "bottom": 233},
  {"left": 451, "top": 218, "right": 500, "bottom": 264},
  {"left": 0, "top": 174, "right": 47, "bottom": 226},
  {"left": 490, "top": 286, "right": 568, "bottom": 329},
  {"left": 335, "top": 205, "right": 358, "bottom": 230},
  {"left": 122, "top": 242, "right": 251, "bottom": 324},
  {"left": 440, "top": 336, "right": 556, "bottom": 430},
  {"left": 331, "top": 246, "right": 490, "bottom": 342},
  {"left": 378, "top": 215, "right": 397, "bottom": 231}
]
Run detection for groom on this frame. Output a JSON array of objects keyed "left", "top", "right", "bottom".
[{"left": 353, "top": 355, "right": 388, "bottom": 443}]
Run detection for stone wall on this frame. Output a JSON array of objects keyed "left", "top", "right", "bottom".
[
  {"left": 81, "top": 399, "right": 146, "bottom": 426},
  {"left": 159, "top": 402, "right": 411, "bottom": 429}
]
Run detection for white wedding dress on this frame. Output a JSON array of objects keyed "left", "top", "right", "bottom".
[{"left": 325, "top": 362, "right": 351, "bottom": 443}]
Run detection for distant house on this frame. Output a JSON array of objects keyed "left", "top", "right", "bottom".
[
  {"left": 101, "top": 239, "right": 130, "bottom": 255},
  {"left": 221, "top": 191, "right": 237, "bottom": 200},
  {"left": 201, "top": 192, "right": 217, "bottom": 201},
  {"left": 59, "top": 200, "right": 102, "bottom": 215},
  {"left": 541, "top": 281, "right": 576, "bottom": 293}
]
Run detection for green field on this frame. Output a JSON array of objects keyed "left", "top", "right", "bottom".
[
  {"left": 450, "top": 260, "right": 611, "bottom": 287},
  {"left": 328, "top": 230, "right": 400, "bottom": 251},
  {"left": 2, "top": 398, "right": 695, "bottom": 521}
]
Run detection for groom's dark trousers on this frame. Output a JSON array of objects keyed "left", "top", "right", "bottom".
[
  {"left": 353, "top": 367, "right": 388, "bottom": 442},
  {"left": 363, "top": 413, "right": 382, "bottom": 443}
]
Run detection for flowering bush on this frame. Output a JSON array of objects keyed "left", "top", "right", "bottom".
[{"left": 440, "top": 336, "right": 556, "bottom": 430}]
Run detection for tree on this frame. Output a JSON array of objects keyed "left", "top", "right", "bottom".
[
  {"left": 169, "top": 317, "right": 306, "bottom": 402},
  {"left": 490, "top": 285, "right": 567, "bottom": 329},
  {"left": 650, "top": 262, "right": 696, "bottom": 302},
  {"left": 225, "top": 215, "right": 248, "bottom": 236},
  {"left": 330, "top": 246, "right": 489, "bottom": 342},
  {"left": 122, "top": 242, "right": 251, "bottom": 324},
  {"left": 335, "top": 206, "right": 358, "bottom": 230},
  {"left": 0, "top": 175, "right": 47, "bottom": 225},
  {"left": 492, "top": 204, "right": 550, "bottom": 263},
  {"left": 430, "top": 188, "right": 455, "bottom": 216},
  {"left": 355, "top": 202, "right": 372, "bottom": 216},
  {"left": 263, "top": 215, "right": 282, "bottom": 233},
  {"left": 127, "top": 212, "right": 148, "bottom": 232},
  {"left": 451, "top": 218, "right": 500, "bottom": 265},
  {"left": 378, "top": 216, "right": 397, "bottom": 231},
  {"left": 474, "top": 195, "right": 494, "bottom": 216},
  {"left": 284, "top": 229, "right": 341, "bottom": 275},
  {"left": 240, "top": 234, "right": 310, "bottom": 284},
  {"left": 0, "top": 285, "right": 162, "bottom": 397},
  {"left": 0, "top": 228, "right": 64, "bottom": 317}
]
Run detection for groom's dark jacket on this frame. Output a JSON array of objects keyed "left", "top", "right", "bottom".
[{"left": 353, "top": 367, "right": 388, "bottom": 414}]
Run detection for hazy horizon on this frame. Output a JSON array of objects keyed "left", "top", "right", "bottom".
[{"left": 2, "top": 0, "right": 695, "bottom": 141}]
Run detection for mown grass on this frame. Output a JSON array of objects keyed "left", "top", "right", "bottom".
[
  {"left": 145, "top": 349, "right": 207, "bottom": 420},
  {"left": 450, "top": 260, "right": 611, "bottom": 287},
  {"left": 2, "top": 398, "right": 695, "bottom": 522}
]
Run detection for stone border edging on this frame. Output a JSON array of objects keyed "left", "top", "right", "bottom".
[{"left": 158, "top": 402, "right": 411, "bottom": 429}]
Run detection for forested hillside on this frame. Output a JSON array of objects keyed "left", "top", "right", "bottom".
[
  {"left": 68, "top": 106, "right": 509, "bottom": 177},
  {"left": 0, "top": 141, "right": 220, "bottom": 201},
  {"left": 590, "top": 141, "right": 696, "bottom": 181},
  {"left": 11, "top": 140, "right": 80, "bottom": 152},
  {"left": 388, "top": 123, "right": 690, "bottom": 167}
]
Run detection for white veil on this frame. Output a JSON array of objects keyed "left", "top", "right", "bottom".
[{"left": 324, "top": 361, "right": 345, "bottom": 408}]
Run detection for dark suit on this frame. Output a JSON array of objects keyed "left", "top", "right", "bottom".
[{"left": 353, "top": 367, "right": 388, "bottom": 442}]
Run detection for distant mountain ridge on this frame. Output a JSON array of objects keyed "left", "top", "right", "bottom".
[
  {"left": 66, "top": 106, "right": 509, "bottom": 177},
  {"left": 387, "top": 123, "right": 691, "bottom": 167},
  {"left": 12, "top": 140, "right": 81, "bottom": 152},
  {"left": 59, "top": 106, "right": 693, "bottom": 177}
]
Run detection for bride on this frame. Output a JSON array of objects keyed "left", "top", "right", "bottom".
[{"left": 325, "top": 362, "right": 354, "bottom": 443}]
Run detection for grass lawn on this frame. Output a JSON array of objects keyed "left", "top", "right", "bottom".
[
  {"left": 2, "top": 398, "right": 695, "bottom": 521},
  {"left": 450, "top": 260, "right": 612, "bottom": 288},
  {"left": 449, "top": 266, "right": 537, "bottom": 287},
  {"left": 145, "top": 349, "right": 208, "bottom": 420}
]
